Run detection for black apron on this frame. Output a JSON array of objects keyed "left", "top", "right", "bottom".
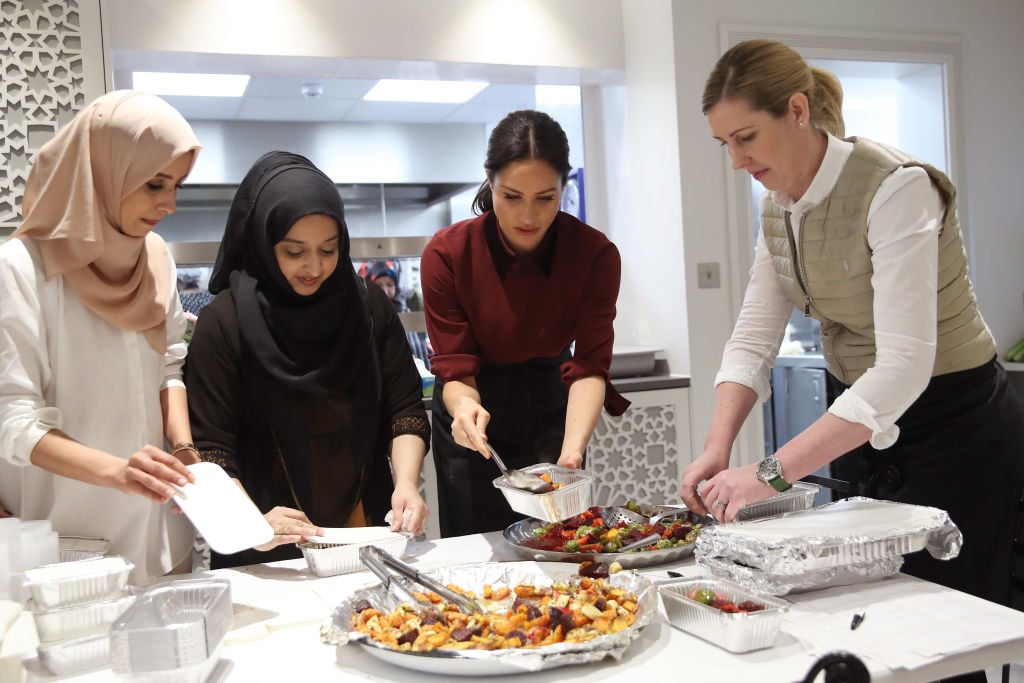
[
  {"left": 432, "top": 349, "right": 572, "bottom": 537},
  {"left": 830, "top": 357, "right": 1024, "bottom": 607}
]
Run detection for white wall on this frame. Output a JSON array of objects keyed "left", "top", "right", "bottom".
[
  {"left": 666, "top": 0, "right": 1024, "bottom": 464},
  {"left": 95, "top": 0, "right": 1024, "bottom": 470},
  {"left": 100, "top": 0, "right": 624, "bottom": 71}
]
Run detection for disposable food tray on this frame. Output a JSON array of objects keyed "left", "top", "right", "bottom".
[
  {"left": 31, "top": 591, "right": 137, "bottom": 642},
  {"left": 22, "top": 556, "right": 132, "bottom": 609},
  {"left": 36, "top": 632, "right": 111, "bottom": 676},
  {"left": 695, "top": 497, "right": 961, "bottom": 595},
  {"left": 322, "top": 561, "right": 657, "bottom": 676},
  {"left": 734, "top": 482, "right": 819, "bottom": 521},
  {"left": 298, "top": 532, "right": 409, "bottom": 577},
  {"left": 492, "top": 464, "right": 594, "bottom": 523},
  {"left": 110, "top": 578, "right": 232, "bottom": 676},
  {"left": 659, "top": 577, "right": 789, "bottom": 653},
  {"left": 502, "top": 505, "right": 709, "bottom": 568}
]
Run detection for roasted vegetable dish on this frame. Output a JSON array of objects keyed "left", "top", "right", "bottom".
[
  {"left": 523, "top": 505, "right": 703, "bottom": 553},
  {"left": 350, "top": 576, "right": 640, "bottom": 651},
  {"left": 687, "top": 587, "right": 766, "bottom": 613}
]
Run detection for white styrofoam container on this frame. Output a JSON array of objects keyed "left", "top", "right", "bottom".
[
  {"left": 36, "top": 633, "right": 111, "bottom": 676},
  {"left": 298, "top": 533, "right": 409, "bottom": 577},
  {"left": 31, "top": 591, "right": 136, "bottom": 642},
  {"left": 22, "top": 556, "right": 132, "bottom": 609},
  {"left": 492, "top": 464, "right": 594, "bottom": 523},
  {"left": 659, "top": 577, "right": 789, "bottom": 653}
]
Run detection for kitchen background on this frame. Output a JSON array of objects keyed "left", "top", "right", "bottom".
[{"left": 2, "top": 0, "right": 1023, "bottom": 473}]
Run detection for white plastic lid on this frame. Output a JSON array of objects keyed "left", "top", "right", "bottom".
[{"left": 172, "top": 462, "right": 274, "bottom": 555}]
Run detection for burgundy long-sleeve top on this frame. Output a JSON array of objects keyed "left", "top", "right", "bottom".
[{"left": 421, "top": 211, "right": 628, "bottom": 415}]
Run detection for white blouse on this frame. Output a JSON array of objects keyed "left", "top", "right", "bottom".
[
  {"left": 0, "top": 236, "right": 194, "bottom": 583},
  {"left": 715, "top": 135, "right": 945, "bottom": 449}
]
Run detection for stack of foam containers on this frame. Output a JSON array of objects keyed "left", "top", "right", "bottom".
[
  {"left": 23, "top": 556, "right": 136, "bottom": 677},
  {"left": 0, "top": 518, "right": 60, "bottom": 602}
]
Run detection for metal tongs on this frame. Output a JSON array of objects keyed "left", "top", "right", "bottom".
[{"left": 358, "top": 545, "right": 483, "bottom": 615}]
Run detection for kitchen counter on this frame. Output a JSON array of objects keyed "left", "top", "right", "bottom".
[{"left": 31, "top": 533, "right": 1024, "bottom": 682}]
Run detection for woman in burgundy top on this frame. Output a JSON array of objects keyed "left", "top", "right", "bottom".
[{"left": 422, "top": 110, "right": 629, "bottom": 537}]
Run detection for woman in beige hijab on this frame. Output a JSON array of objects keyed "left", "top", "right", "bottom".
[{"left": 0, "top": 91, "right": 202, "bottom": 583}]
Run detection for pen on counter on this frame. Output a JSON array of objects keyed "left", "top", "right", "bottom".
[{"left": 850, "top": 612, "right": 866, "bottom": 630}]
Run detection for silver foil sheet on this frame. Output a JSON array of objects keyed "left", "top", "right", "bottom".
[
  {"left": 323, "top": 561, "right": 657, "bottom": 676},
  {"left": 695, "top": 498, "right": 961, "bottom": 595}
]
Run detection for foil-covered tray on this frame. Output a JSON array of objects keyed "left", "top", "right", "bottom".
[
  {"left": 322, "top": 561, "right": 657, "bottom": 676},
  {"left": 502, "top": 505, "right": 710, "bottom": 568},
  {"left": 695, "top": 497, "right": 962, "bottom": 595}
]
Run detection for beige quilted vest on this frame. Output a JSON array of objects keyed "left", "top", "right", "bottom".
[{"left": 760, "top": 138, "right": 995, "bottom": 384}]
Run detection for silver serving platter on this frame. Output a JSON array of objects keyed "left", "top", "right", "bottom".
[
  {"left": 325, "top": 561, "right": 657, "bottom": 676},
  {"left": 502, "top": 505, "right": 713, "bottom": 569}
]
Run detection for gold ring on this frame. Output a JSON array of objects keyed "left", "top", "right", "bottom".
[{"left": 714, "top": 500, "right": 728, "bottom": 507}]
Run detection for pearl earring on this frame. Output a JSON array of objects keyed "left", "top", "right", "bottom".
[{"left": 799, "top": 121, "right": 805, "bottom": 128}]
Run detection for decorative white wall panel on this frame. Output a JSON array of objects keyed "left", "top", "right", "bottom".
[
  {"left": 588, "top": 388, "right": 691, "bottom": 506},
  {"left": 1, "top": 0, "right": 102, "bottom": 235}
]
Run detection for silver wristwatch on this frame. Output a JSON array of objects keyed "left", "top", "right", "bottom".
[{"left": 755, "top": 455, "right": 792, "bottom": 492}]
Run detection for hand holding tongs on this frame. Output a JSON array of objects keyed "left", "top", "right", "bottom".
[{"left": 358, "top": 545, "right": 483, "bottom": 615}]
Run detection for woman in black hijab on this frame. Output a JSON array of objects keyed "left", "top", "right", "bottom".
[{"left": 185, "top": 151, "right": 430, "bottom": 568}]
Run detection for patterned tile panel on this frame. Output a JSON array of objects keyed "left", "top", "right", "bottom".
[
  {"left": 589, "top": 401, "right": 682, "bottom": 506},
  {"left": 1, "top": 0, "right": 85, "bottom": 233}
]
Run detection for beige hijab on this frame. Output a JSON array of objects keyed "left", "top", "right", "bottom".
[{"left": 13, "top": 90, "right": 201, "bottom": 353}]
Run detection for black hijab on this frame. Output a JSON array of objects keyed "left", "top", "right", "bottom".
[
  {"left": 209, "top": 150, "right": 371, "bottom": 394},
  {"left": 207, "top": 151, "right": 383, "bottom": 521}
]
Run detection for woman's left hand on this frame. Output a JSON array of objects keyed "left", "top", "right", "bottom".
[
  {"left": 698, "top": 463, "right": 775, "bottom": 522},
  {"left": 390, "top": 482, "right": 428, "bottom": 536}
]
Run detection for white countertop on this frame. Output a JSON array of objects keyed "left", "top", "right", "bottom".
[{"left": 26, "top": 532, "right": 1024, "bottom": 682}]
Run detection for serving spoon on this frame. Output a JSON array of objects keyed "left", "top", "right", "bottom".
[{"left": 486, "top": 444, "right": 555, "bottom": 494}]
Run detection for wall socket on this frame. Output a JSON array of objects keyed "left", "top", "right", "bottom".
[{"left": 697, "top": 261, "right": 720, "bottom": 289}]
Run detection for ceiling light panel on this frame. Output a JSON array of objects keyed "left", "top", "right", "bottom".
[
  {"left": 363, "top": 79, "right": 488, "bottom": 104},
  {"left": 132, "top": 72, "right": 251, "bottom": 97}
]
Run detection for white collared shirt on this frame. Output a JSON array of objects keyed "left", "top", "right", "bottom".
[
  {"left": 0, "top": 237, "right": 195, "bottom": 583},
  {"left": 716, "top": 134, "right": 943, "bottom": 449}
]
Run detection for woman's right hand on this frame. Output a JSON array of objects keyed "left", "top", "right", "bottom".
[
  {"left": 255, "top": 506, "right": 322, "bottom": 551},
  {"left": 679, "top": 446, "right": 732, "bottom": 516},
  {"left": 114, "top": 445, "right": 197, "bottom": 504},
  {"left": 451, "top": 396, "right": 492, "bottom": 458}
]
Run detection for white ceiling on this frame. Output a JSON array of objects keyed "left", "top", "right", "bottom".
[{"left": 110, "top": 50, "right": 606, "bottom": 124}]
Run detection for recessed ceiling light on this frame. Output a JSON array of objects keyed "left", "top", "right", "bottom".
[
  {"left": 535, "top": 85, "right": 581, "bottom": 106},
  {"left": 363, "top": 79, "right": 488, "bottom": 104},
  {"left": 132, "top": 72, "right": 251, "bottom": 98}
]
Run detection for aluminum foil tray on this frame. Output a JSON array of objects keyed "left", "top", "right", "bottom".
[
  {"left": 493, "top": 464, "right": 594, "bottom": 523},
  {"left": 734, "top": 482, "right": 819, "bottom": 521},
  {"left": 502, "top": 505, "right": 710, "bottom": 568},
  {"left": 659, "top": 577, "right": 790, "bottom": 653},
  {"left": 110, "top": 578, "right": 232, "bottom": 675},
  {"left": 695, "top": 498, "right": 961, "bottom": 595},
  {"left": 22, "top": 556, "right": 132, "bottom": 609},
  {"left": 31, "top": 590, "right": 137, "bottom": 642},
  {"left": 299, "top": 533, "right": 409, "bottom": 577},
  {"left": 36, "top": 632, "right": 111, "bottom": 676},
  {"left": 698, "top": 554, "right": 906, "bottom": 596},
  {"left": 322, "top": 561, "right": 657, "bottom": 676}
]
